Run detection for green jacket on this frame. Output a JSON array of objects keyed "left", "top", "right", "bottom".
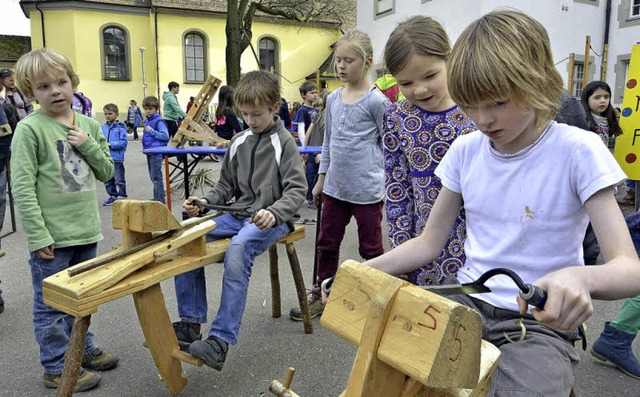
[
  {"left": 11, "top": 111, "right": 114, "bottom": 251},
  {"left": 162, "top": 91, "right": 187, "bottom": 121}
]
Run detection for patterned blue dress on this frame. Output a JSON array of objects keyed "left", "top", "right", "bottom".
[{"left": 383, "top": 100, "right": 475, "bottom": 285}]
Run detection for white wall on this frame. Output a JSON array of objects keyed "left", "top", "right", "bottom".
[{"left": 358, "top": 0, "right": 635, "bottom": 106}]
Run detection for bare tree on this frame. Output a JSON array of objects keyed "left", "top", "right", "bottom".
[{"left": 225, "top": 0, "right": 351, "bottom": 87}]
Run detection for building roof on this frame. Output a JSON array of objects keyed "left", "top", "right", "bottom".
[
  {"left": 0, "top": 35, "right": 32, "bottom": 63},
  {"left": 19, "top": 0, "right": 356, "bottom": 28}
]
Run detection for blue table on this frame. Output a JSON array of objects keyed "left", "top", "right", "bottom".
[{"left": 143, "top": 145, "right": 322, "bottom": 210}]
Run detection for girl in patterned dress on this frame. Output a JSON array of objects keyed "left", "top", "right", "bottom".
[{"left": 382, "top": 16, "right": 475, "bottom": 286}]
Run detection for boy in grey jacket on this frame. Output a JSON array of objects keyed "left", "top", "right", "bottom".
[{"left": 173, "top": 70, "right": 306, "bottom": 371}]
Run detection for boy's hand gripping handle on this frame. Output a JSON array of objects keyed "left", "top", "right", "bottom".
[{"left": 518, "top": 284, "right": 548, "bottom": 310}]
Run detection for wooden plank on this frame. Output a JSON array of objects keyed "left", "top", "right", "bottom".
[
  {"left": 379, "top": 287, "right": 482, "bottom": 389},
  {"left": 134, "top": 284, "right": 186, "bottom": 396},
  {"left": 322, "top": 261, "right": 484, "bottom": 390},
  {"left": 43, "top": 239, "right": 231, "bottom": 315},
  {"left": 43, "top": 221, "right": 215, "bottom": 300}
]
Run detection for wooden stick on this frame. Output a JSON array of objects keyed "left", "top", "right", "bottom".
[
  {"left": 68, "top": 214, "right": 217, "bottom": 277},
  {"left": 55, "top": 315, "right": 91, "bottom": 397},
  {"left": 283, "top": 367, "right": 295, "bottom": 389}
]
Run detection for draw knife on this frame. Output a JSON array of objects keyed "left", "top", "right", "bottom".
[{"left": 421, "top": 268, "right": 548, "bottom": 310}]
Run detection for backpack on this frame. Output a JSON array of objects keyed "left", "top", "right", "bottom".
[
  {"left": 375, "top": 74, "right": 404, "bottom": 103},
  {"left": 71, "top": 92, "right": 93, "bottom": 117}
]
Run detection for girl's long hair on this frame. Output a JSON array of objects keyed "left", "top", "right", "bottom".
[
  {"left": 581, "top": 81, "right": 623, "bottom": 136},
  {"left": 215, "top": 85, "right": 235, "bottom": 120}
]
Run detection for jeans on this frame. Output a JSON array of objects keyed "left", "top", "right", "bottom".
[
  {"left": 305, "top": 158, "right": 319, "bottom": 202},
  {"left": 627, "top": 180, "right": 637, "bottom": 195},
  {"left": 30, "top": 243, "right": 98, "bottom": 374},
  {"left": 174, "top": 212, "right": 290, "bottom": 344},
  {"left": 316, "top": 195, "right": 384, "bottom": 284},
  {"left": 104, "top": 160, "right": 127, "bottom": 198},
  {"left": 0, "top": 168, "right": 6, "bottom": 247},
  {"left": 165, "top": 120, "right": 179, "bottom": 138},
  {"left": 146, "top": 154, "right": 165, "bottom": 203}
]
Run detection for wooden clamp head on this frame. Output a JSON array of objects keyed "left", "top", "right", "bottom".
[{"left": 321, "top": 260, "right": 484, "bottom": 392}]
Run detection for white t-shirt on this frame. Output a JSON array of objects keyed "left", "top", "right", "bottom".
[{"left": 435, "top": 121, "right": 626, "bottom": 311}]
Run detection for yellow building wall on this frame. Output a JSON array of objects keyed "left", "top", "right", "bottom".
[{"left": 26, "top": 7, "right": 341, "bottom": 122}]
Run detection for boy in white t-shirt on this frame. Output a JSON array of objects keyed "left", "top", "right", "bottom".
[{"left": 366, "top": 10, "right": 640, "bottom": 397}]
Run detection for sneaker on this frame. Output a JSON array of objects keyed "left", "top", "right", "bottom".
[
  {"left": 102, "top": 197, "right": 117, "bottom": 206},
  {"left": 82, "top": 347, "right": 119, "bottom": 371},
  {"left": 289, "top": 285, "right": 324, "bottom": 321},
  {"left": 306, "top": 200, "right": 317, "bottom": 209},
  {"left": 173, "top": 321, "right": 202, "bottom": 351},
  {"left": 591, "top": 322, "right": 640, "bottom": 379},
  {"left": 43, "top": 368, "right": 101, "bottom": 392},
  {"left": 188, "top": 336, "right": 228, "bottom": 371}
]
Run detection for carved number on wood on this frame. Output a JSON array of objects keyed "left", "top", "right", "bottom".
[
  {"left": 417, "top": 305, "right": 441, "bottom": 330},
  {"left": 450, "top": 323, "right": 466, "bottom": 362}
]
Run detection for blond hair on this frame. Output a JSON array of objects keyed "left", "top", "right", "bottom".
[
  {"left": 333, "top": 29, "right": 373, "bottom": 76},
  {"left": 15, "top": 48, "right": 80, "bottom": 100},
  {"left": 234, "top": 70, "right": 280, "bottom": 108},
  {"left": 448, "top": 10, "right": 562, "bottom": 126},
  {"left": 384, "top": 16, "right": 450, "bottom": 76}
]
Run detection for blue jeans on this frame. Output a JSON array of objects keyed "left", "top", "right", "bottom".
[
  {"left": 104, "top": 160, "right": 127, "bottom": 198},
  {"left": 174, "top": 212, "right": 290, "bottom": 344},
  {"left": 146, "top": 154, "right": 165, "bottom": 203},
  {"left": 627, "top": 180, "right": 636, "bottom": 194},
  {"left": 29, "top": 243, "right": 98, "bottom": 374},
  {"left": 305, "top": 158, "right": 319, "bottom": 202}
]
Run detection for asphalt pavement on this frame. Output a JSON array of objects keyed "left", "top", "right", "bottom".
[{"left": 0, "top": 138, "right": 639, "bottom": 396}]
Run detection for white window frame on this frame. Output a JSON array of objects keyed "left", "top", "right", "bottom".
[
  {"left": 632, "top": 0, "right": 640, "bottom": 18},
  {"left": 375, "top": 0, "right": 394, "bottom": 18},
  {"left": 572, "top": 63, "right": 584, "bottom": 97}
]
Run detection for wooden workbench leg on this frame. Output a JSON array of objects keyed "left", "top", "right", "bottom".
[
  {"left": 285, "top": 242, "right": 313, "bottom": 334},
  {"left": 134, "top": 284, "right": 186, "bottom": 396},
  {"left": 345, "top": 278, "right": 406, "bottom": 396},
  {"left": 55, "top": 315, "right": 91, "bottom": 397},
  {"left": 269, "top": 245, "right": 281, "bottom": 318},
  {"left": 164, "top": 156, "right": 172, "bottom": 211}
]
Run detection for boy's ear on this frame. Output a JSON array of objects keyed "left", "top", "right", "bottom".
[{"left": 272, "top": 101, "right": 281, "bottom": 112}]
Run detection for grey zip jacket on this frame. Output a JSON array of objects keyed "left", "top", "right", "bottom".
[{"left": 203, "top": 117, "right": 306, "bottom": 226}]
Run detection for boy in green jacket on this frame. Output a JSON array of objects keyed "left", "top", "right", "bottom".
[
  {"left": 162, "top": 81, "right": 186, "bottom": 138},
  {"left": 12, "top": 48, "right": 117, "bottom": 392}
]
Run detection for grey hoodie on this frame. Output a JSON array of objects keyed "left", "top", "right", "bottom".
[{"left": 203, "top": 117, "right": 306, "bottom": 226}]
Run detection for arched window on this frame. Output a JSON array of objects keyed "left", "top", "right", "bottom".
[
  {"left": 184, "top": 32, "right": 207, "bottom": 83},
  {"left": 259, "top": 37, "right": 278, "bottom": 73},
  {"left": 101, "top": 25, "right": 129, "bottom": 80}
]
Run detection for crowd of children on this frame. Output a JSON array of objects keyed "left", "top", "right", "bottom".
[{"left": 5, "top": 8, "right": 640, "bottom": 396}]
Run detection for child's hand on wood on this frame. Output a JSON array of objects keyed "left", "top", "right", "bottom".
[
  {"left": 35, "top": 244, "right": 55, "bottom": 260},
  {"left": 517, "top": 267, "right": 593, "bottom": 331},
  {"left": 67, "top": 125, "right": 89, "bottom": 147},
  {"left": 251, "top": 209, "right": 275, "bottom": 230},
  {"left": 182, "top": 196, "right": 206, "bottom": 217}
]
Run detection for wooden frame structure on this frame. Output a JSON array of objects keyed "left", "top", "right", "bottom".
[
  {"left": 169, "top": 74, "right": 227, "bottom": 148},
  {"left": 270, "top": 260, "right": 502, "bottom": 397},
  {"left": 42, "top": 200, "right": 312, "bottom": 396}
]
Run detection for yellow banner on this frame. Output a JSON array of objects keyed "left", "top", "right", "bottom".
[{"left": 614, "top": 44, "right": 640, "bottom": 179}]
